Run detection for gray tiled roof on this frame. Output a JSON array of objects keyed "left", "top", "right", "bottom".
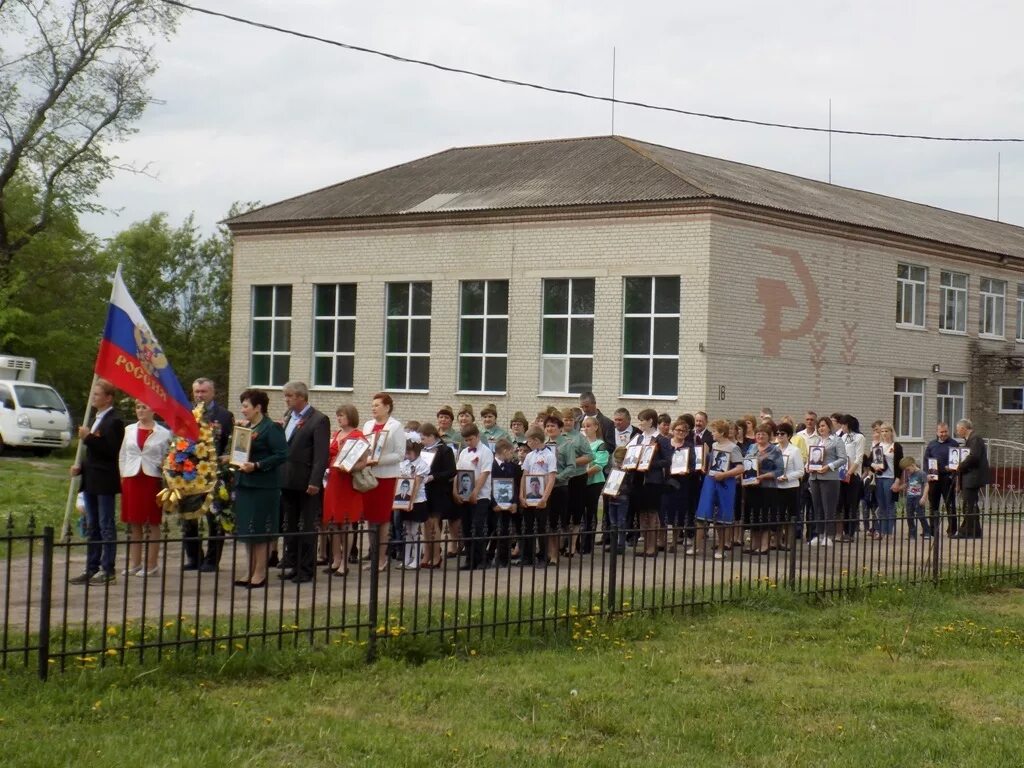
[{"left": 228, "top": 135, "right": 1024, "bottom": 260}]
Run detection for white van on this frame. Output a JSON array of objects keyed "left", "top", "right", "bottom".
[{"left": 0, "top": 380, "right": 73, "bottom": 455}]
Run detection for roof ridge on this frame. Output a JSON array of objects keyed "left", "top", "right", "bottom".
[
  {"left": 616, "top": 136, "right": 1022, "bottom": 233},
  {"left": 613, "top": 136, "right": 716, "bottom": 196},
  {"left": 449, "top": 135, "right": 618, "bottom": 152}
]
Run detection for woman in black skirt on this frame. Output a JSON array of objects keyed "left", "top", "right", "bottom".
[
  {"left": 419, "top": 423, "right": 456, "bottom": 568},
  {"left": 742, "top": 423, "right": 785, "bottom": 555}
]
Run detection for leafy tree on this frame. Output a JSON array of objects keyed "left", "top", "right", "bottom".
[
  {"left": 0, "top": 0, "right": 180, "bottom": 294},
  {"left": 1, "top": 178, "right": 111, "bottom": 414}
]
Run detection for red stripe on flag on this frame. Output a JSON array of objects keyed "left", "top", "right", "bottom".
[{"left": 95, "top": 340, "right": 199, "bottom": 440}]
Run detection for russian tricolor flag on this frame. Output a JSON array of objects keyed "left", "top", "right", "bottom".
[{"left": 94, "top": 268, "right": 199, "bottom": 440}]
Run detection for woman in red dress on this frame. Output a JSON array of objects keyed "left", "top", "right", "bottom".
[
  {"left": 118, "top": 402, "right": 171, "bottom": 576},
  {"left": 323, "top": 404, "right": 365, "bottom": 576}
]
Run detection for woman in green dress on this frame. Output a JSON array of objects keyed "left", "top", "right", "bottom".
[{"left": 233, "top": 389, "right": 288, "bottom": 589}]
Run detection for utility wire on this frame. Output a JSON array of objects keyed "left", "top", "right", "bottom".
[{"left": 162, "top": 0, "right": 1024, "bottom": 144}]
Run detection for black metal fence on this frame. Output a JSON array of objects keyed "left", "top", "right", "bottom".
[{"left": 3, "top": 485, "right": 1023, "bottom": 680}]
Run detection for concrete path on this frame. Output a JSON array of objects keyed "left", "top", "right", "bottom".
[{"left": 2, "top": 517, "right": 1021, "bottom": 643}]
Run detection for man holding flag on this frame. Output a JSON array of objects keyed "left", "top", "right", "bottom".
[
  {"left": 69, "top": 380, "right": 125, "bottom": 584},
  {"left": 64, "top": 267, "right": 199, "bottom": 567}
]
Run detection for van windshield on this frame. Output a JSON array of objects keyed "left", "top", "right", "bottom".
[{"left": 14, "top": 385, "right": 66, "bottom": 412}]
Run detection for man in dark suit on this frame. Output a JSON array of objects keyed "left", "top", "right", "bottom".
[
  {"left": 954, "top": 418, "right": 989, "bottom": 539},
  {"left": 924, "top": 422, "right": 959, "bottom": 536},
  {"left": 69, "top": 379, "right": 125, "bottom": 584},
  {"left": 278, "top": 381, "right": 330, "bottom": 583},
  {"left": 692, "top": 411, "right": 715, "bottom": 452},
  {"left": 183, "top": 378, "right": 235, "bottom": 572}
]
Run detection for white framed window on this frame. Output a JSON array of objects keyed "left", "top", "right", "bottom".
[
  {"left": 622, "top": 276, "right": 680, "bottom": 397},
  {"left": 939, "top": 271, "right": 968, "bottom": 334},
  {"left": 999, "top": 386, "right": 1024, "bottom": 413},
  {"left": 311, "top": 284, "right": 356, "bottom": 389},
  {"left": 250, "top": 285, "right": 291, "bottom": 387},
  {"left": 979, "top": 277, "right": 1006, "bottom": 337},
  {"left": 384, "top": 282, "right": 431, "bottom": 392},
  {"left": 893, "top": 377, "right": 925, "bottom": 440},
  {"left": 896, "top": 263, "right": 927, "bottom": 328},
  {"left": 458, "top": 280, "right": 508, "bottom": 393},
  {"left": 540, "top": 278, "right": 594, "bottom": 395},
  {"left": 1016, "top": 284, "right": 1024, "bottom": 342},
  {"left": 936, "top": 380, "right": 965, "bottom": 428}
]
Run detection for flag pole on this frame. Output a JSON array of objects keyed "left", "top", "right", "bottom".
[{"left": 60, "top": 265, "right": 122, "bottom": 542}]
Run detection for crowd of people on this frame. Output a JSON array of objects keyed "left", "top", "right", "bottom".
[{"left": 68, "top": 380, "right": 991, "bottom": 585}]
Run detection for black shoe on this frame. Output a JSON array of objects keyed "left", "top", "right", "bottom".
[
  {"left": 458, "top": 563, "right": 476, "bottom": 571},
  {"left": 233, "top": 579, "right": 250, "bottom": 588},
  {"left": 69, "top": 572, "right": 94, "bottom": 585},
  {"left": 316, "top": 557, "right": 329, "bottom": 566},
  {"left": 277, "top": 569, "right": 296, "bottom": 579},
  {"left": 246, "top": 580, "right": 266, "bottom": 589},
  {"left": 290, "top": 575, "right": 313, "bottom": 584},
  {"left": 267, "top": 552, "right": 280, "bottom": 567},
  {"left": 182, "top": 562, "right": 199, "bottom": 572},
  {"left": 198, "top": 563, "right": 218, "bottom": 573}
]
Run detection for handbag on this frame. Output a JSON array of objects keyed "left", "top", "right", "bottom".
[{"left": 351, "top": 467, "right": 378, "bottom": 493}]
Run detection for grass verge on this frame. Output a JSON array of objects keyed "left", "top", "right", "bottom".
[{"left": 2, "top": 583, "right": 1023, "bottom": 767}]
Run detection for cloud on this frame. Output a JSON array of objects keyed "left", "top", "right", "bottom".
[{"left": 81, "top": 0, "right": 1024, "bottom": 238}]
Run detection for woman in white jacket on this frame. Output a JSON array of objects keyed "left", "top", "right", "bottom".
[
  {"left": 118, "top": 402, "right": 171, "bottom": 576},
  {"left": 362, "top": 392, "right": 406, "bottom": 571}
]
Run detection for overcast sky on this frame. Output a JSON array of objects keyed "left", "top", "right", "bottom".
[{"left": 81, "top": 0, "right": 1024, "bottom": 239}]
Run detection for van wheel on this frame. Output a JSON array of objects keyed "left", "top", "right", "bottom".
[{"left": 32, "top": 448, "right": 53, "bottom": 457}]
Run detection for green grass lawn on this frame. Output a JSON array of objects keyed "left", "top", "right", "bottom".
[
  {"left": 2, "top": 586, "right": 1023, "bottom": 767},
  {"left": 0, "top": 453, "right": 73, "bottom": 537}
]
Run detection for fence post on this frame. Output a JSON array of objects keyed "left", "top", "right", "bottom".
[
  {"left": 38, "top": 526, "right": 54, "bottom": 681},
  {"left": 605, "top": 536, "right": 618, "bottom": 615},
  {"left": 366, "top": 527, "right": 379, "bottom": 663},
  {"left": 786, "top": 522, "right": 797, "bottom": 591}
]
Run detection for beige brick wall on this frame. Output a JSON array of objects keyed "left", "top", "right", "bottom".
[
  {"left": 229, "top": 207, "right": 1023, "bottom": 445},
  {"left": 230, "top": 213, "right": 712, "bottom": 424},
  {"left": 708, "top": 214, "right": 1024, "bottom": 445}
]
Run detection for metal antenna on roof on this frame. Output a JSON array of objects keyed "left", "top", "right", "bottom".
[
  {"left": 828, "top": 98, "right": 832, "bottom": 184},
  {"left": 997, "top": 152, "right": 1002, "bottom": 221},
  {"left": 611, "top": 46, "right": 617, "bottom": 135}
]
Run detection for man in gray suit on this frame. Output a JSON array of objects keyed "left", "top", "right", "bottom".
[
  {"left": 954, "top": 418, "right": 989, "bottom": 539},
  {"left": 278, "top": 381, "right": 330, "bottom": 583}
]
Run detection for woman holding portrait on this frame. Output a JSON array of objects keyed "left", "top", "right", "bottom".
[
  {"left": 419, "top": 422, "right": 456, "bottom": 568},
  {"left": 362, "top": 392, "right": 406, "bottom": 570},
  {"left": 629, "top": 408, "right": 671, "bottom": 557},
  {"left": 773, "top": 422, "right": 805, "bottom": 550},
  {"left": 234, "top": 389, "right": 289, "bottom": 588},
  {"left": 322, "top": 404, "right": 364, "bottom": 576},
  {"left": 807, "top": 416, "right": 848, "bottom": 547},
  {"left": 873, "top": 423, "right": 904, "bottom": 539},
  {"left": 742, "top": 423, "right": 784, "bottom": 555}
]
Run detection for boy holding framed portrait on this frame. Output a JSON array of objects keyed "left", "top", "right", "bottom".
[
  {"left": 490, "top": 439, "right": 522, "bottom": 565},
  {"left": 602, "top": 446, "right": 633, "bottom": 554},
  {"left": 453, "top": 424, "right": 493, "bottom": 570},
  {"left": 519, "top": 428, "right": 556, "bottom": 566},
  {"left": 395, "top": 437, "right": 431, "bottom": 569}
]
